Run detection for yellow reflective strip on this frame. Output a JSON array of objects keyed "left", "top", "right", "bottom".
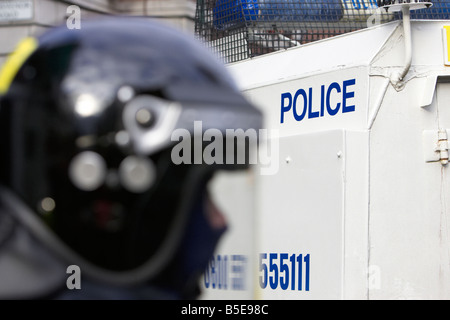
[
  {"left": 0, "top": 37, "right": 38, "bottom": 94},
  {"left": 444, "top": 26, "right": 450, "bottom": 66}
]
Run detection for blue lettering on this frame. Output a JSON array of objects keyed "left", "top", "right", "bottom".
[
  {"left": 293, "top": 89, "right": 307, "bottom": 122},
  {"left": 344, "top": 0, "right": 377, "bottom": 10},
  {"left": 280, "top": 92, "right": 292, "bottom": 123},
  {"left": 308, "top": 87, "right": 320, "bottom": 119},
  {"left": 342, "top": 0, "right": 349, "bottom": 9},
  {"left": 320, "top": 85, "right": 325, "bottom": 117},
  {"left": 343, "top": 79, "right": 356, "bottom": 113},
  {"left": 361, "top": 0, "right": 369, "bottom": 9},
  {"left": 204, "top": 254, "right": 247, "bottom": 291},
  {"left": 352, "top": 0, "right": 361, "bottom": 10},
  {"left": 280, "top": 78, "right": 356, "bottom": 124},
  {"left": 326, "top": 82, "right": 341, "bottom": 116},
  {"left": 259, "top": 252, "right": 311, "bottom": 291},
  {"left": 231, "top": 255, "right": 247, "bottom": 290}
]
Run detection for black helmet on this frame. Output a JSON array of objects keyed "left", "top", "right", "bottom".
[{"left": 0, "top": 18, "right": 262, "bottom": 297}]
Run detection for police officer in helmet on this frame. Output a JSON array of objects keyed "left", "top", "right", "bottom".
[{"left": 0, "top": 18, "right": 262, "bottom": 299}]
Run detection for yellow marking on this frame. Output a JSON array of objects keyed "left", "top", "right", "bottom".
[
  {"left": 0, "top": 37, "right": 38, "bottom": 94},
  {"left": 444, "top": 26, "right": 450, "bottom": 66}
]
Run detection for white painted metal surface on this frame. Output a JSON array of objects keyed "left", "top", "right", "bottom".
[{"left": 201, "top": 18, "right": 450, "bottom": 299}]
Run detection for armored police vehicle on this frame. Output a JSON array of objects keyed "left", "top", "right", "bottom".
[{"left": 196, "top": 0, "right": 450, "bottom": 299}]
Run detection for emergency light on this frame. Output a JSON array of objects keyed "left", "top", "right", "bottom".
[
  {"left": 257, "top": 0, "right": 343, "bottom": 22},
  {"left": 213, "top": 0, "right": 344, "bottom": 30},
  {"left": 197, "top": 0, "right": 450, "bottom": 63}
]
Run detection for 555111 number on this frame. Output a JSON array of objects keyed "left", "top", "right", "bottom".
[{"left": 259, "top": 253, "right": 310, "bottom": 291}]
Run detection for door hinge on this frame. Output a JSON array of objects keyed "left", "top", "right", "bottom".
[{"left": 423, "top": 129, "right": 449, "bottom": 165}]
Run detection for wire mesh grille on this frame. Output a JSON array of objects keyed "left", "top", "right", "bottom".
[{"left": 195, "top": 0, "right": 450, "bottom": 63}]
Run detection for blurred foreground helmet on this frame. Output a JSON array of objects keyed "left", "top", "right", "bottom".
[{"left": 0, "top": 18, "right": 262, "bottom": 299}]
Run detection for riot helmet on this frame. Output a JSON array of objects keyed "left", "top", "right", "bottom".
[{"left": 0, "top": 17, "right": 262, "bottom": 298}]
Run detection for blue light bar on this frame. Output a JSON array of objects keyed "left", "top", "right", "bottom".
[
  {"left": 213, "top": 0, "right": 259, "bottom": 30},
  {"left": 409, "top": 0, "right": 450, "bottom": 19},
  {"left": 213, "top": 0, "right": 343, "bottom": 29},
  {"left": 258, "top": 0, "right": 343, "bottom": 22}
]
